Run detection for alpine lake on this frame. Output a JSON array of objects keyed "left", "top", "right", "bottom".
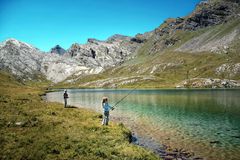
[{"left": 46, "top": 89, "right": 240, "bottom": 160}]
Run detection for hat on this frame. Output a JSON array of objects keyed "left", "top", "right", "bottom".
[{"left": 102, "top": 97, "right": 108, "bottom": 100}]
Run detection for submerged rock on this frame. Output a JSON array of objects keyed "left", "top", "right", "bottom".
[{"left": 210, "top": 140, "right": 221, "bottom": 144}]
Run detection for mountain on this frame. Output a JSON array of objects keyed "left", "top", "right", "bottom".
[
  {"left": 65, "top": 34, "right": 142, "bottom": 68},
  {"left": 0, "top": 34, "right": 141, "bottom": 83},
  {"left": 0, "top": 38, "right": 44, "bottom": 81},
  {"left": 0, "top": 0, "right": 240, "bottom": 88},
  {"left": 62, "top": 0, "right": 240, "bottom": 88},
  {"left": 50, "top": 45, "right": 66, "bottom": 55},
  {"left": 0, "top": 39, "right": 101, "bottom": 83},
  {"left": 132, "top": 0, "right": 240, "bottom": 55}
]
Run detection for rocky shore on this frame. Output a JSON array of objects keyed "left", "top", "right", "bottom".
[
  {"left": 129, "top": 132, "right": 204, "bottom": 160},
  {"left": 112, "top": 116, "right": 203, "bottom": 160}
]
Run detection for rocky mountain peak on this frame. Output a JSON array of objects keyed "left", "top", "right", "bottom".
[
  {"left": 0, "top": 39, "right": 44, "bottom": 81},
  {"left": 1, "top": 38, "right": 37, "bottom": 51},
  {"left": 107, "top": 34, "right": 131, "bottom": 43},
  {"left": 66, "top": 34, "right": 143, "bottom": 69},
  {"left": 0, "top": 39, "right": 41, "bottom": 59},
  {"left": 50, "top": 45, "right": 66, "bottom": 55},
  {"left": 0, "top": 33, "right": 142, "bottom": 83},
  {"left": 144, "top": 0, "right": 240, "bottom": 54},
  {"left": 87, "top": 38, "right": 103, "bottom": 44},
  {"left": 0, "top": 39, "right": 104, "bottom": 83},
  {"left": 154, "top": 0, "right": 239, "bottom": 35},
  {"left": 3, "top": 38, "right": 22, "bottom": 47}
]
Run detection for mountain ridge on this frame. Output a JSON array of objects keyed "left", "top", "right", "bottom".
[
  {"left": 0, "top": 34, "right": 141, "bottom": 83},
  {"left": 50, "top": 45, "right": 66, "bottom": 55},
  {"left": 0, "top": 0, "right": 240, "bottom": 88},
  {"left": 60, "top": 0, "right": 240, "bottom": 88}
]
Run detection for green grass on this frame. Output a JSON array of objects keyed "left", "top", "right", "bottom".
[
  {"left": 59, "top": 49, "right": 239, "bottom": 89},
  {"left": 0, "top": 71, "right": 160, "bottom": 160}
]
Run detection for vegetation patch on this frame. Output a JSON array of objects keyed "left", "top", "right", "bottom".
[{"left": 0, "top": 71, "right": 160, "bottom": 160}]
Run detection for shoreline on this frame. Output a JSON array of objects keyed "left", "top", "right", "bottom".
[
  {"left": 49, "top": 87, "right": 240, "bottom": 90},
  {"left": 44, "top": 88, "right": 240, "bottom": 160},
  {"left": 111, "top": 116, "right": 203, "bottom": 160},
  {"left": 0, "top": 72, "right": 160, "bottom": 160},
  {"left": 55, "top": 100, "right": 203, "bottom": 160}
]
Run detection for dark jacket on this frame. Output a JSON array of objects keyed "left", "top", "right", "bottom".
[{"left": 63, "top": 92, "right": 68, "bottom": 99}]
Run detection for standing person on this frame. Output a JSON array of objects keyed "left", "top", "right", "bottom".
[
  {"left": 63, "top": 90, "right": 69, "bottom": 108},
  {"left": 102, "top": 97, "right": 113, "bottom": 125}
]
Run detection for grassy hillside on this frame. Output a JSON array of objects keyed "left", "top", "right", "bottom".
[
  {"left": 0, "top": 71, "right": 160, "bottom": 160},
  {"left": 54, "top": 19, "right": 240, "bottom": 89}
]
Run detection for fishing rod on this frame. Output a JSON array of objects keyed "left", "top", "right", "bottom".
[{"left": 112, "top": 84, "right": 141, "bottom": 110}]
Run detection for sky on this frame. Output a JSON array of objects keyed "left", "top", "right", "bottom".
[{"left": 0, "top": 0, "right": 201, "bottom": 51}]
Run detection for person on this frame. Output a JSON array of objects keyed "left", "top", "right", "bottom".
[
  {"left": 102, "top": 97, "right": 113, "bottom": 125},
  {"left": 63, "top": 90, "right": 69, "bottom": 108}
]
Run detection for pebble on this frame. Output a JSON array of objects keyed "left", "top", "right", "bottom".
[
  {"left": 164, "top": 155, "right": 175, "bottom": 160},
  {"left": 51, "top": 149, "right": 60, "bottom": 154},
  {"left": 15, "top": 122, "right": 23, "bottom": 126},
  {"left": 167, "top": 151, "right": 178, "bottom": 156},
  {"left": 51, "top": 112, "right": 57, "bottom": 116}
]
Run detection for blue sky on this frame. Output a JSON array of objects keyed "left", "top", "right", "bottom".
[{"left": 0, "top": 0, "right": 201, "bottom": 51}]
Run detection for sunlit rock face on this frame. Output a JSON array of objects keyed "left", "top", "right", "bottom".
[
  {"left": 0, "top": 35, "right": 141, "bottom": 83},
  {"left": 0, "top": 39, "right": 104, "bottom": 83},
  {"left": 144, "top": 0, "right": 240, "bottom": 54},
  {"left": 0, "top": 39, "right": 44, "bottom": 81},
  {"left": 66, "top": 34, "right": 142, "bottom": 68}
]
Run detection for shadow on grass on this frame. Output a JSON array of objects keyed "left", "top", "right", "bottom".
[{"left": 65, "top": 106, "right": 78, "bottom": 109}]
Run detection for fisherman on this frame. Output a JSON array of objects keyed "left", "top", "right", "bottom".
[
  {"left": 63, "top": 90, "right": 69, "bottom": 108},
  {"left": 102, "top": 97, "right": 113, "bottom": 125}
]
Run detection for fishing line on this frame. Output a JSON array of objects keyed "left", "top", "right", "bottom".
[{"left": 112, "top": 84, "right": 142, "bottom": 110}]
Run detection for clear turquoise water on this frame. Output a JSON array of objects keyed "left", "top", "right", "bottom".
[{"left": 46, "top": 89, "right": 240, "bottom": 160}]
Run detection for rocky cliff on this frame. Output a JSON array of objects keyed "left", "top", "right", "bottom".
[
  {"left": 0, "top": 39, "right": 43, "bottom": 81},
  {"left": 0, "top": 39, "right": 102, "bottom": 83},
  {"left": 65, "top": 34, "right": 142, "bottom": 68},
  {"left": 138, "top": 0, "right": 240, "bottom": 54},
  {"left": 0, "top": 34, "right": 141, "bottom": 83}
]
